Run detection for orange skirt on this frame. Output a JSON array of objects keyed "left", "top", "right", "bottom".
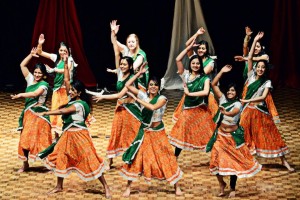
[
  {"left": 209, "top": 130, "right": 262, "bottom": 178},
  {"left": 208, "top": 92, "right": 218, "bottom": 117},
  {"left": 50, "top": 87, "right": 68, "bottom": 131},
  {"left": 172, "top": 95, "right": 185, "bottom": 123},
  {"left": 44, "top": 129, "right": 106, "bottom": 181},
  {"left": 120, "top": 129, "right": 183, "bottom": 185},
  {"left": 18, "top": 109, "right": 52, "bottom": 161},
  {"left": 107, "top": 106, "right": 141, "bottom": 158},
  {"left": 169, "top": 105, "right": 216, "bottom": 151},
  {"left": 240, "top": 106, "right": 289, "bottom": 157},
  {"left": 172, "top": 92, "right": 218, "bottom": 123}
]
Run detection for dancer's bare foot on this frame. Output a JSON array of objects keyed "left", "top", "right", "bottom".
[
  {"left": 282, "top": 160, "right": 295, "bottom": 172},
  {"left": 122, "top": 187, "right": 131, "bottom": 197},
  {"left": 228, "top": 190, "right": 235, "bottom": 198},
  {"left": 218, "top": 181, "right": 226, "bottom": 197},
  {"left": 47, "top": 187, "right": 63, "bottom": 194},
  {"left": 17, "top": 162, "right": 29, "bottom": 173},
  {"left": 104, "top": 187, "right": 112, "bottom": 199},
  {"left": 175, "top": 186, "right": 183, "bottom": 196}
]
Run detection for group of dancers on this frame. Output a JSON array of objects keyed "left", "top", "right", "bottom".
[{"left": 11, "top": 21, "right": 294, "bottom": 198}]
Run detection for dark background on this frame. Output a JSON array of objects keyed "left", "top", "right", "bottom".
[{"left": 0, "top": 0, "right": 275, "bottom": 92}]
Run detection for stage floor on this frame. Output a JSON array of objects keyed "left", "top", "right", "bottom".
[{"left": 0, "top": 87, "right": 299, "bottom": 199}]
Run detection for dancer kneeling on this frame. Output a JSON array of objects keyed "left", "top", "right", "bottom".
[
  {"left": 121, "top": 65, "right": 183, "bottom": 197},
  {"left": 37, "top": 54, "right": 111, "bottom": 198},
  {"left": 206, "top": 65, "right": 262, "bottom": 198}
]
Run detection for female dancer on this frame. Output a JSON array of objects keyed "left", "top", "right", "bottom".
[
  {"left": 234, "top": 26, "right": 269, "bottom": 80},
  {"left": 38, "top": 54, "right": 111, "bottom": 198},
  {"left": 110, "top": 20, "right": 149, "bottom": 91},
  {"left": 207, "top": 64, "right": 262, "bottom": 198},
  {"left": 121, "top": 65, "right": 183, "bottom": 197},
  {"left": 168, "top": 40, "right": 216, "bottom": 158},
  {"left": 11, "top": 48, "right": 52, "bottom": 172},
  {"left": 173, "top": 27, "right": 218, "bottom": 122},
  {"left": 37, "top": 34, "right": 77, "bottom": 133},
  {"left": 234, "top": 26, "right": 280, "bottom": 123},
  {"left": 89, "top": 27, "right": 142, "bottom": 169},
  {"left": 239, "top": 32, "right": 294, "bottom": 171}
]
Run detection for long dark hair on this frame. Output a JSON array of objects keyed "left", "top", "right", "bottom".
[{"left": 71, "top": 80, "right": 92, "bottom": 110}]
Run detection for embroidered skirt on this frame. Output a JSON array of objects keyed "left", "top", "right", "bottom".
[
  {"left": 169, "top": 105, "right": 216, "bottom": 151},
  {"left": 18, "top": 109, "right": 52, "bottom": 161},
  {"left": 44, "top": 129, "right": 106, "bottom": 181},
  {"left": 209, "top": 130, "right": 262, "bottom": 178},
  {"left": 107, "top": 106, "right": 141, "bottom": 158},
  {"left": 120, "top": 129, "right": 183, "bottom": 185},
  {"left": 240, "top": 106, "right": 289, "bottom": 157}
]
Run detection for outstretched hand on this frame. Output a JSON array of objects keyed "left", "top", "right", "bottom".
[
  {"left": 92, "top": 95, "right": 103, "bottom": 103},
  {"left": 254, "top": 32, "right": 264, "bottom": 41},
  {"left": 11, "top": 94, "right": 21, "bottom": 99},
  {"left": 220, "top": 65, "right": 232, "bottom": 73},
  {"left": 38, "top": 34, "right": 45, "bottom": 45},
  {"left": 110, "top": 20, "right": 120, "bottom": 35},
  {"left": 197, "top": 27, "right": 206, "bottom": 35},
  {"left": 31, "top": 47, "right": 39, "bottom": 57}
]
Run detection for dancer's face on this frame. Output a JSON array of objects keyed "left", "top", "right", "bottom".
[
  {"left": 226, "top": 87, "right": 237, "bottom": 100},
  {"left": 256, "top": 61, "right": 266, "bottom": 77},
  {"left": 119, "top": 59, "right": 131, "bottom": 74},
  {"left": 254, "top": 42, "right": 262, "bottom": 55},
  {"left": 59, "top": 46, "right": 68, "bottom": 58},
  {"left": 69, "top": 86, "right": 80, "bottom": 99},
  {"left": 190, "top": 58, "right": 201, "bottom": 73},
  {"left": 33, "top": 68, "right": 44, "bottom": 82},
  {"left": 148, "top": 80, "right": 159, "bottom": 95},
  {"left": 126, "top": 36, "right": 137, "bottom": 51},
  {"left": 197, "top": 44, "right": 207, "bottom": 57}
]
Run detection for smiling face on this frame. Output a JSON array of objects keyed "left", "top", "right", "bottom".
[
  {"left": 33, "top": 68, "right": 44, "bottom": 82},
  {"left": 190, "top": 57, "right": 201, "bottom": 73},
  {"left": 254, "top": 41, "right": 262, "bottom": 55},
  {"left": 148, "top": 80, "right": 160, "bottom": 95},
  {"left": 119, "top": 58, "right": 131, "bottom": 74},
  {"left": 255, "top": 61, "right": 266, "bottom": 77},
  {"left": 126, "top": 34, "right": 138, "bottom": 52},
  {"left": 58, "top": 45, "right": 69, "bottom": 58},
  {"left": 69, "top": 86, "right": 81, "bottom": 100},
  {"left": 226, "top": 86, "right": 237, "bottom": 100},
  {"left": 197, "top": 44, "right": 207, "bottom": 57}
]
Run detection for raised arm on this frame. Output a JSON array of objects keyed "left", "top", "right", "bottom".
[
  {"left": 176, "top": 39, "right": 197, "bottom": 75},
  {"left": 62, "top": 54, "right": 71, "bottom": 93},
  {"left": 37, "top": 34, "right": 52, "bottom": 59},
  {"left": 248, "top": 32, "right": 264, "bottom": 73},
  {"left": 211, "top": 65, "right": 232, "bottom": 99},
  {"left": 110, "top": 20, "right": 121, "bottom": 68},
  {"left": 20, "top": 47, "right": 39, "bottom": 78},
  {"left": 243, "top": 26, "right": 253, "bottom": 56},
  {"left": 185, "top": 27, "right": 205, "bottom": 57}
]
